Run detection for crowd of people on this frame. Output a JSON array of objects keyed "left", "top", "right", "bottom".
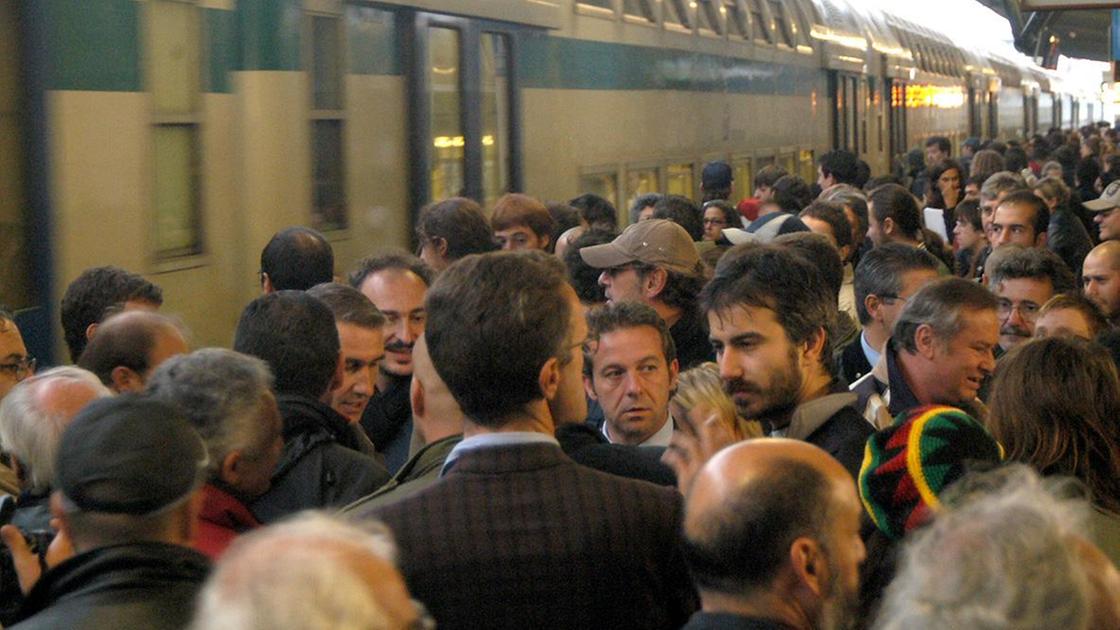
[{"left": 2, "top": 122, "right": 1120, "bottom": 629}]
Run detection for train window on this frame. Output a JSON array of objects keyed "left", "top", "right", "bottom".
[
  {"left": 623, "top": 0, "right": 657, "bottom": 24},
  {"left": 731, "top": 158, "right": 753, "bottom": 204},
  {"left": 698, "top": 0, "right": 724, "bottom": 35},
  {"left": 666, "top": 163, "right": 694, "bottom": 198},
  {"left": 580, "top": 171, "right": 619, "bottom": 211},
  {"left": 724, "top": 0, "right": 749, "bottom": 40},
  {"left": 767, "top": 1, "right": 794, "bottom": 48},
  {"left": 747, "top": 0, "right": 771, "bottom": 44},
  {"left": 576, "top": 0, "right": 617, "bottom": 15},
  {"left": 148, "top": 0, "right": 203, "bottom": 258},
  {"left": 481, "top": 33, "right": 510, "bottom": 209},
  {"left": 310, "top": 14, "right": 347, "bottom": 231},
  {"left": 428, "top": 26, "right": 464, "bottom": 202},
  {"left": 625, "top": 168, "right": 659, "bottom": 219},
  {"left": 798, "top": 150, "right": 815, "bottom": 184},
  {"left": 662, "top": 0, "right": 692, "bottom": 30}
]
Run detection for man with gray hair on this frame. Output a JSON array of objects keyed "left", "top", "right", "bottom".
[
  {"left": 0, "top": 368, "right": 109, "bottom": 532},
  {"left": 146, "top": 349, "right": 284, "bottom": 559},
  {"left": 986, "top": 245, "right": 1076, "bottom": 354},
  {"left": 851, "top": 278, "right": 999, "bottom": 428},
  {"left": 0, "top": 367, "right": 108, "bottom": 625},
  {"left": 191, "top": 512, "right": 427, "bottom": 630},
  {"left": 875, "top": 465, "right": 1120, "bottom": 630}
]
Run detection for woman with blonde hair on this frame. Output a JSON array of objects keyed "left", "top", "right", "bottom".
[{"left": 669, "top": 362, "right": 762, "bottom": 443}]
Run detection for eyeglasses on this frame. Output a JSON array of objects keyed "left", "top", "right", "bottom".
[
  {"left": 703, "top": 218, "right": 728, "bottom": 226},
  {"left": 0, "top": 356, "right": 36, "bottom": 380},
  {"left": 997, "top": 299, "right": 1041, "bottom": 322}
]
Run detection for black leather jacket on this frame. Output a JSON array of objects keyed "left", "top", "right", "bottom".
[{"left": 12, "top": 542, "right": 209, "bottom": 629}]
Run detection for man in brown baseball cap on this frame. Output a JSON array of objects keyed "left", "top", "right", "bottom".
[
  {"left": 1085, "top": 179, "right": 1120, "bottom": 242},
  {"left": 580, "top": 219, "right": 712, "bottom": 369}
]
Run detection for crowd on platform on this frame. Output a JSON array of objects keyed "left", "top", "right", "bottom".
[{"left": 3, "top": 123, "right": 1120, "bottom": 629}]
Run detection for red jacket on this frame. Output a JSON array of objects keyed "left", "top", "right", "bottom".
[{"left": 193, "top": 484, "right": 260, "bottom": 559}]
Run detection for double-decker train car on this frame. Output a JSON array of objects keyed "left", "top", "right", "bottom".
[{"left": 0, "top": 0, "right": 1106, "bottom": 361}]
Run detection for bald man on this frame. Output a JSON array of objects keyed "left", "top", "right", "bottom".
[
  {"left": 343, "top": 334, "right": 464, "bottom": 512},
  {"left": 1082, "top": 241, "right": 1120, "bottom": 328},
  {"left": 681, "top": 439, "right": 865, "bottom": 630},
  {"left": 76, "top": 311, "right": 188, "bottom": 393}
]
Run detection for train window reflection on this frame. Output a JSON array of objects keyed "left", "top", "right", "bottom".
[
  {"left": 724, "top": 0, "right": 749, "bottom": 40},
  {"left": 767, "top": 1, "right": 794, "bottom": 48},
  {"left": 148, "top": 0, "right": 203, "bottom": 258},
  {"left": 429, "top": 26, "right": 463, "bottom": 201},
  {"left": 153, "top": 125, "right": 202, "bottom": 257},
  {"left": 663, "top": 0, "right": 692, "bottom": 29},
  {"left": 666, "top": 163, "right": 694, "bottom": 198},
  {"left": 697, "top": 0, "right": 722, "bottom": 35},
  {"left": 623, "top": 0, "right": 656, "bottom": 24},
  {"left": 748, "top": 0, "right": 771, "bottom": 43},
  {"left": 731, "top": 159, "right": 753, "bottom": 204},
  {"left": 310, "top": 13, "right": 347, "bottom": 231},
  {"left": 481, "top": 33, "right": 510, "bottom": 209},
  {"left": 626, "top": 168, "right": 659, "bottom": 219},
  {"left": 580, "top": 171, "right": 619, "bottom": 211}
]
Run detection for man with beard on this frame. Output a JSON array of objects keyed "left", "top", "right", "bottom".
[
  {"left": 985, "top": 246, "right": 1075, "bottom": 355},
  {"left": 681, "top": 439, "right": 865, "bottom": 630},
  {"left": 350, "top": 254, "right": 432, "bottom": 474},
  {"left": 700, "top": 245, "right": 871, "bottom": 477}
]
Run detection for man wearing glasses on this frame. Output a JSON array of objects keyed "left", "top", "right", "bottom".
[
  {"left": 985, "top": 245, "right": 1076, "bottom": 355},
  {"left": 0, "top": 309, "right": 32, "bottom": 402},
  {"left": 0, "top": 308, "right": 32, "bottom": 495}
]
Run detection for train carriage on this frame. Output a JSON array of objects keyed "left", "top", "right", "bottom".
[{"left": 0, "top": 0, "right": 1105, "bottom": 362}]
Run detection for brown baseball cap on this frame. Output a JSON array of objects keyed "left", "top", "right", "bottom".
[
  {"left": 579, "top": 219, "right": 700, "bottom": 275},
  {"left": 1084, "top": 180, "right": 1120, "bottom": 212}
]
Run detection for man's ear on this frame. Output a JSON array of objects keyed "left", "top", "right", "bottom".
[
  {"left": 219, "top": 451, "right": 242, "bottom": 488},
  {"left": 865, "top": 294, "right": 882, "bottom": 323},
  {"left": 109, "top": 366, "right": 144, "bottom": 394},
  {"left": 1036, "top": 232, "right": 1048, "bottom": 248},
  {"left": 667, "top": 358, "right": 680, "bottom": 392},
  {"left": 643, "top": 267, "right": 668, "bottom": 299},
  {"left": 410, "top": 375, "right": 426, "bottom": 421},
  {"left": 433, "top": 237, "right": 449, "bottom": 258},
  {"left": 914, "top": 323, "right": 938, "bottom": 359},
  {"left": 583, "top": 374, "right": 597, "bottom": 401},
  {"left": 538, "top": 356, "right": 561, "bottom": 401},
  {"left": 85, "top": 322, "right": 99, "bottom": 343},
  {"left": 788, "top": 536, "right": 827, "bottom": 597},
  {"left": 882, "top": 217, "right": 896, "bottom": 236},
  {"left": 801, "top": 326, "right": 828, "bottom": 366},
  {"left": 261, "top": 272, "right": 274, "bottom": 294}
]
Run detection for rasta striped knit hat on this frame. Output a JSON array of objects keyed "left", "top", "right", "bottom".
[{"left": 859, "top": 405, "right": 1003, "bottom": 540}]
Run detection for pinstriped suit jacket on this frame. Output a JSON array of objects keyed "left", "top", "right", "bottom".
[{"left": 370, "top": 443, "right": 698, "bottom": 630}]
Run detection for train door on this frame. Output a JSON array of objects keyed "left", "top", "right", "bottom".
[
  {"left": 831, "top": 71, "right": 860, "bottom": 153},
  {"left": 988, "top": 91, "right": 999, "bottom": 139},
  {"left": 1, "top": 2, "right": 54, "bottom": 362},
  {"left": 888, "top": 79, "right": 907, "bottom": 168},
  {"left": 403, "top": 11, "right": 523, "bottom": 222}
]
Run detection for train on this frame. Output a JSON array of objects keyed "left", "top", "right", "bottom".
[{"left": 0, "top": 0, "right": 1108, "bottom": 362}]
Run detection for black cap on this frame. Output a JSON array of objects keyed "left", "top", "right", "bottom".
[
  {"left": 56, "top": 396, "right": 207, "bottom": 515},
  {"left": 702, "top": 161, "right": 733, "bottom": 190}
]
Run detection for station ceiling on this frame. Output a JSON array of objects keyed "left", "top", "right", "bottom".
[{"left": 977, "top": 0, "right": 1110, "bottom": 62}]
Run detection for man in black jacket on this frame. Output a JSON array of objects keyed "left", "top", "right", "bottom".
[
  {"left": 698, "top": 245, "right": 871, "bottom": 478},
  {"left": 1, "top": 397, "right": 211, "bottom": 629},
  {"left": 234, "top": 291, "right": 389, "bottom": 523}
]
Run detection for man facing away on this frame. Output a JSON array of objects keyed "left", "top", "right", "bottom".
[{"left": 360, "top": 251, "right": 697, "bottom": 629}]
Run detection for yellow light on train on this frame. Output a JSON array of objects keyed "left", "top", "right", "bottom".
[
  {"left": 904, "top": 85, "right": 965, "bottom": 109},
  {"left": 809, "top": 27, "right": 869, "bottom": 52},
  {"left": 482, "top": 135, "right": 495, "bottom": 146},
  {"left": 433, "top": 136, "right": 466, "bottom": 148}
]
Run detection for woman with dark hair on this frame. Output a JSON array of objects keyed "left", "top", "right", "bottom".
[
  {"left": 700, "top": 200, "right": 740, "bottom": 242},
  {"left": 952, "top": 199, "right": 986, "bottom": 279},
  {"left": 926, "top": 159, "right": 964, "bottom": 212},
  {"left": 986, "top": 336, "right": 1120, "bottom": 564}
]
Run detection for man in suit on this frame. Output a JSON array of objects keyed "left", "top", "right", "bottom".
[
  {"left": 837, "top": 244, "right": 940, "bottom": 385},
  {"left": 364, "top": 251, "right": 697, "bottom": 629}
]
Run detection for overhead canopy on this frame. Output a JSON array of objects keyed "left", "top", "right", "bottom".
[{"left": 977, "top": 0, "right": 1111, "bottom": 62}]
